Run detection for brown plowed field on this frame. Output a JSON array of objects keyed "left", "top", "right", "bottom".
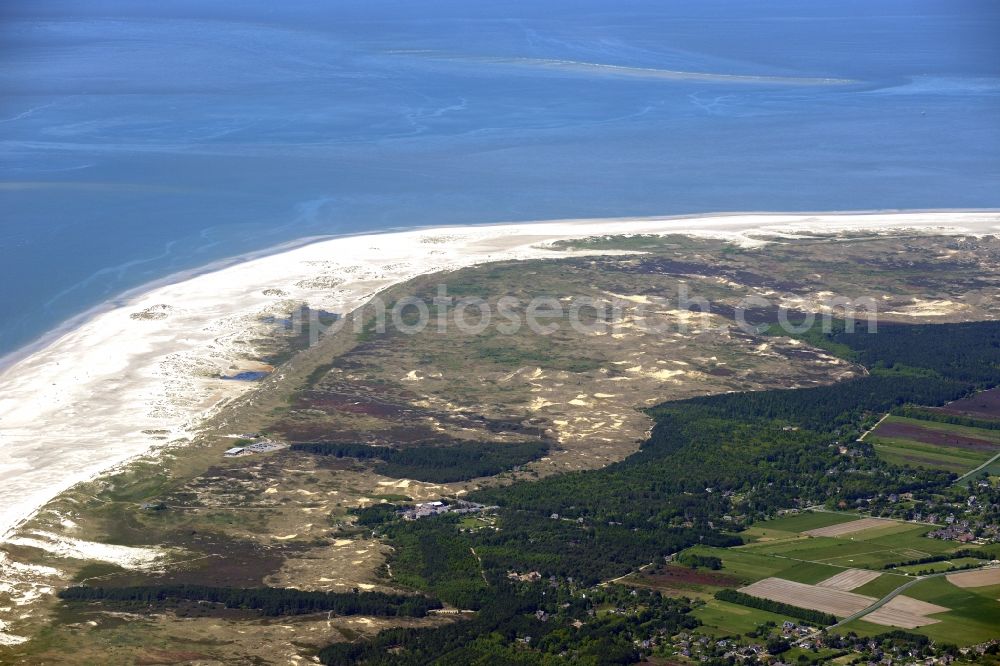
[
  {"left": 946, "top": 567, "right": 1000, "bottom": 588},
  {"left": 864, "top": 595, "right": 947, "bottom": 629},
  {"left": 738, "top": 578, "right": 875, "bottom": 617}
]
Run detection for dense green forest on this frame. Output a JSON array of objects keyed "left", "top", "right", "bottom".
[
  {"left": 382, "top": 516, "right": 490, "bottom": 610},
  {"left": 316, "top": 320, "right": 1000, "bottom": 664},
  {"left": 471, "top": 512, "right": 738, "bottom": 586},
  {"left": 59, "top": 585, "right": 440, "bottom": 618},
  {"left": 290, "top": 440, "right": 549, "bottom": 483}
]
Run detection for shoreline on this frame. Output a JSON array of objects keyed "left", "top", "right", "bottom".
[
  {"left": 2, "top": 207, "right": 995, "bottom": 376},
  {"left": 1, "top": 210, "right": 999, "bottom": 546}
]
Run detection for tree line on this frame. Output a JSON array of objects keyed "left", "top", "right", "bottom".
[
  {"left": 59, "top": 585, "right": 440, "bottom": 618},
  {"left": 290, "top": 439, "right": 549, "bottom": 483}
]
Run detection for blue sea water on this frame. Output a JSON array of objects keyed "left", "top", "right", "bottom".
[{"left": 1, "top": 0, "right": 998, "bottom": 358}]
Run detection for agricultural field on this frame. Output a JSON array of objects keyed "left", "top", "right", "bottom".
[
  {"left": 946, "top": 567, "right": 1000, "bottom": 588},
  {"left": 845, "top": 576, "right": 1000, "bottom": 646},
  {"left": 869, "top": 415, "right": 1000, "bottom": 474},
  {"left": 738, "top": 578, "right": 875, "bottom": 617},
  {"left": 685, "top": 518, "right": 965, "bottom": 587},
  {"left": 863, "top": 595, "right": 948, "bottom": 629}
]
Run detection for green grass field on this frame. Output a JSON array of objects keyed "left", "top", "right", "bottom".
[
  {"left": 683, "top": 546, "right": 790, "bottom": 583},
  {"left": 767, "top": 561, "right": 846, "bottom": 585},
  {"left": 851, "top": 572, "right": 909, "bottom": 598},
  {"left": 691, "top": 599, "right": 793, "bottom": 637}
]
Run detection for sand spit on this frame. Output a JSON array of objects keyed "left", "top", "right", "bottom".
[{"left": 0, "top": 211, "right": 998, "bottom": 545}]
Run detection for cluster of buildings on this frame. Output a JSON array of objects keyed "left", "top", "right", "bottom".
[
  {"left": 400, "top": 499, "right": 491, "bottom": 521},
  {"left": 662, "top": 630, "right": 994, "bottom": 664},
  {"left": 926, "top": 520, "right": 977, "bottom": 543},
  {"left": 223, "top": 438, "right": 287, "bottom": 457}
]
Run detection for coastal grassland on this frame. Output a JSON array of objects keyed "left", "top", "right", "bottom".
[
  {"left": 555, "top": 232, "right": 1000, "bottom": 324},
  {"left": 29, "top": 604, "right": 446, "bottom": 665},
  {"left": 273, "top": 249, "right": 865, "bottom": 479}
]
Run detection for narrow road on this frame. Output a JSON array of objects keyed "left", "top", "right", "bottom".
[
  {"left": 603, "top": 561, "right": 656, "bottom": 587},
  {"left": 955, "top": 451, "right": 1000, "bottom": 484},
  {"left": 857, "top": 412, "right": 889, "bottom": 441}
]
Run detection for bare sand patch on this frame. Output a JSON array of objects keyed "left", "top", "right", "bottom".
[
  {"left": 4, "top": 532, "right": 164, "bottom": 569},
  {"left": 803, "top": 517, "right": 894, "bottom": 537},
  {"left": 816, "top": 568, "right": 882, "bottom": 591},
  {"left": 864, "top": 595, "right": 948, "bottom": 629},
  {"left": 946, "top": 567, "right": 1000, "bottom": 588},
  {"left": 738, "top": 578, "right": 875, "bottom": 617}
]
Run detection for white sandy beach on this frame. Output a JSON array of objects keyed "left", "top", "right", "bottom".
[{"left": 0, "top": 210, "right": 998, "bottom": 548}]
